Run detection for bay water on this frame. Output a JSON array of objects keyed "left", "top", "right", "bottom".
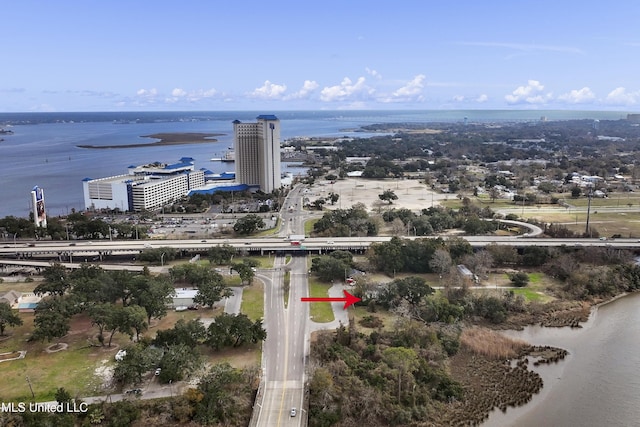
[
  {"left": 1, "top": 109, "right": 631, "bottom": 218},
  {"left": 483, "top": 292, "right": 640, "bottom": 427}
]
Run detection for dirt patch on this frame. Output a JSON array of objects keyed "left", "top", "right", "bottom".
[
  {"left": 68, "top": 313, "right": 95, "bottom": 336},
  {"left": 203, "top": 344, "right": 260, "bottom": 369},
  {"left": 312, "top": 177, "right": 448, "bottom": 213},
  {"left": 94, "top": 359, "right": 115, "bottom": 391}
]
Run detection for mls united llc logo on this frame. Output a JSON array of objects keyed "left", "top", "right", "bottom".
[{"left": 1, "top": 401, "right": 88, "bottom": 413}]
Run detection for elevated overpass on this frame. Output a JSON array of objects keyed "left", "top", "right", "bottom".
[{"left": 1, "top": 236, "right": 639, "bottom": 264}]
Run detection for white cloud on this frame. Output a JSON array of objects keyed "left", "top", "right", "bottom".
[
  {"left": 505, "top": 80, "right": 551, "bottom": 104},
  {"left": 393, "top": 74, "right": 426, "bottom": 98},
  {"left": 605, "top": 87, "right": 639, "bottom": 105},
  {"left": 452, "top": 93, "right": 488, "bottom": 104},
  {"left": 170, "top": 88, "right": 217, "bottom": 102},
  {"left": 320, "top": 77, "right": 373, "bottom": 102},
  {"left": 136, "top": 88, "right": 158, "bottom": 98},
  {"left": 557, "top": 87, "right": 596, "bottom": 104},
  {"left": 249, "top": 80, "right": 287, "bottom": 99},
  {"left": 378, "top": 74, "right": 426, "bottom": 103},
  {"left": 284, "top": 80, "right": 319, "bottom": 100},
  {"left": 366, "top": 68, "right": 382, "bottom": 79}
]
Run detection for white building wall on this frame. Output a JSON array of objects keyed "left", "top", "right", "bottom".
[
  {"left": 233, "top": 116, "right": 281, "bottom": 193},
  {"left": 83, "top": 175, "right": 133, "bottom": 211}
]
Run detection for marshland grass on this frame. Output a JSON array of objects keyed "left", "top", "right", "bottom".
[{"left": 460, "top": 327, "right": 528, "bottom": 359}]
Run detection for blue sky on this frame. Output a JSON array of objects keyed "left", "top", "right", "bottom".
[{"left": 2, "top": 0, "right": 640, "bottom": 112}]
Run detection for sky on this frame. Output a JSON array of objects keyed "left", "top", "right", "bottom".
[{"left": 2, "top": 0, "right": 640, "bottom": 112}]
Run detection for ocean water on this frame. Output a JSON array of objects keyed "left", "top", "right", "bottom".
[{"left": 0, "top": 109, "right": 633, "bottom": 217}]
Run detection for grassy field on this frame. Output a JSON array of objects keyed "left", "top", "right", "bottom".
[
  {"left": 351, "top": 306, "right": 397, "bottom": 333},
  {"left": 0, "top": 304, "right": 215, "bottom": 402},
  {"left": 0, "top": 311, "right": 129, "bottom": 401},
  {"left": 283, "top": 271, "right": 290, "bottom": 308},
  {"left": 241, "top": 281, "right": 264, "bottom": 321},
  {"left": 307, "top": 279, "right": 335, "bottom": 323},
  {"left": 246, "top": 255, "right": 276, "bottom": 268},
  {"left": 304, "top": 218, "right": 318, "bottom": 235},
  {"left": 440, "top": 192, "right": 640, "bottom": 237}
]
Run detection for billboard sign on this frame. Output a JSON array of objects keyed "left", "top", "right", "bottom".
[{"left": 31, "top": 186, "right": 47, "bottom": 228}]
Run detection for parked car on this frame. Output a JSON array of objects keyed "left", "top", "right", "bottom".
[{"left": 155, "top": 368, "right": 161, "bottom": 376}]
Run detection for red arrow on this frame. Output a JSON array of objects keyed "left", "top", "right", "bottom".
[{"left": 301, "top": 290, "right": 361, "bottom": 309}]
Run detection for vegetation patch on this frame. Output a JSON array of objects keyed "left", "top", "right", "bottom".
[
  {"left": 460, "top": 327, "right": 527, "bottom": 360},
  {"left": 510, "top": 287, "right": 549, "bottom": 302},
  {"left": 307, "top": 280, "right": 334, "bottom": 323},
  {"left": 240, "top": 281, "right": 264, "bottom": 321}
]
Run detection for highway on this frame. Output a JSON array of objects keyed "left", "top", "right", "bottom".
[
  {"left": 254, "top": 255, "right": 308, "bottom": 426},
  {"left": 2, "top": 236, "right": 640, "bottom": 260},
  {"left": 252, "top": 185, "right": 309, "bottom": 426}
]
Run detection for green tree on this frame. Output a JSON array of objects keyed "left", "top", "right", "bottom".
[
  {"left": 158, "top": 343, "right": 203, "bottom": 383},
  {"left": 328, "top": 192, "right": 340, "bottom": 205},
  {"left": 379, "top": 189, "right": 398, "bottom": 204},
  {"left": 369, "top": 237, "right": 405, "bottom": 276},
  {"left": 207, "top": 244, "right": 236, "bottom": 265},
  {"left": 113, "top": 343, "right": 162, "bottom": 387},
  {"left": 394, "top": 276, "right": 434, "bottom": 307},
  {"left": 34, "top": 263, "right": 70, "bottom": 297},
  {"left": 382, "top": 347, "right": 419, "bottom": 401},
  {"left": 87, "top": 303, "right": 116, "bottom": 345},
  {"left": 509, "top": 271, "right": 530, "bottom": 287},
  {"left": 194, "top": 274, "right": 232, "bottom": 308},
  {"left": 311, "top": 256, "right": 349, "bottom": 282},
  {"left": 192, "top": 363, "right": 245, "bottom": 425},
  {"left": 138, "top": 247, "right": 177, "bottom": 265},
  {"left": 571, "top": 186, "right": 582, "bottom": 198},
  {"left": 128, "top": 275, "right": 175, "bottom": 324},
  {"left": 31, "top": 303, "right": 70, "bottom": 343},
  {"left": 120, "top": 305, "right": 148, "bottom": 342},
  {"left": 0, "top": 302, "right": 23, "bottom": 336},
  {"left": 154, "top": 318, "right": 207, "bottom": 349},
  {"left": 230, "top": 262, "right": 255, "bottom": 285},
  {"left": 54, "top": 387, "right": 72, "bottom": 404},
  {"left": 206, "top": 313, "right": 266, "bottom": 350},
  {"left": 233, "top": 214, "right": 265, "bottom": 235}
]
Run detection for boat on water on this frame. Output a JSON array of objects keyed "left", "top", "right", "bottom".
[{"left": 210, "top": 149, "right": 235, "bottom": 162}]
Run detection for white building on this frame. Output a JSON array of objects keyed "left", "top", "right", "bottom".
[
  {"left": 233, "top": 115, "right": 281, "bottom": 193},
  {"left": 83, "top": 157, "right": 205, "bottom": 211}
]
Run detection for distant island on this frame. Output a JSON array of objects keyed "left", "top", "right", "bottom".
[{"left": 76, "top": 132, "right": 223, "bottom": 149}]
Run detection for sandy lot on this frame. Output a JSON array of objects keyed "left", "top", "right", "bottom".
[{"left": 307, "top": 177, "right": 451, "bottom": 212}]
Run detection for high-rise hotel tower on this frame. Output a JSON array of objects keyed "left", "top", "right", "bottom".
[{"left": 233, "top": 115, "right": 281, "bottom": 193}]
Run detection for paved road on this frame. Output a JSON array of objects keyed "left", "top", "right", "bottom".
[
  {"left": 255, "top": 256, "right": 308, "bottom": 426},
  {"left": 252, "top": 185, "right": 309, "bottom": 426}
]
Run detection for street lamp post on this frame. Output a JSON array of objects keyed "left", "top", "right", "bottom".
[{"left": 161, "top": 252, "right": 165, "bottom": 267}]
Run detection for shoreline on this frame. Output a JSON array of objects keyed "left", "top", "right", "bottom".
[
  {"left": 477, "top": 290, "right": 638, "bottom": 426},
  {"left": 76, "top": 132, "right": 223, "bottom": 149}
]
